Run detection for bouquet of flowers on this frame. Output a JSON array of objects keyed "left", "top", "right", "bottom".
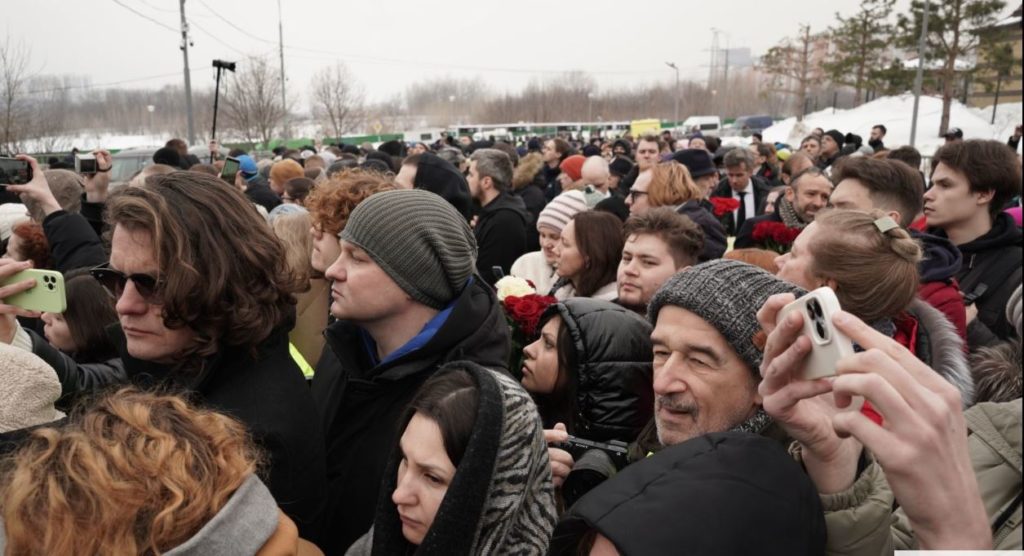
[
  {"left": 495, "top": 276, "right": 557, "bottom": 377},
  {"left": 751, "top": 221, "right": 803, "bottom": 254},
  {"left": 709, "top": 196, "right": 740, "bottom": 217}
]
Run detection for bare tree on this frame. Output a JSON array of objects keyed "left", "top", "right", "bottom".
[
  {"left": 310, "top": 63, "right": 365, "bottom": 140},
  {"left": 760, "top": 24, "right": 827, "bottom": 121},
  {"left": 221, "top": 56, "right": 285, "bottom": 146},
  {"left": 0, "top": 38, "right": 31, "bottom": 153}
]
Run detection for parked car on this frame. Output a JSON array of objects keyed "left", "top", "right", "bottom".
[
  {"left": 723, "top": 115, "right": 774, "bottom": 137},
  {"left": 681, "top": 116, "right": 722, "bottom": 137}
]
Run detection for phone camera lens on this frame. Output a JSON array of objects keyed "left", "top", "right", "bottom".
[
  {"left": 47, "top": 283, "right": 54, "bottom": 290},
  {"left": 815, "top": 321, "right": 827, "bottom": 340}
]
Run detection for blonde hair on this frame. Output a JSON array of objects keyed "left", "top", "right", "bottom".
[
  {"left": 0, "top": 388, "right": 261, "bottom": 555},
  {"left": 808, "top": 209, "right": 922, "bottom": 323},
  {"left": 272, "top": 211, "right": 317, "bottom": 286},
  {"left": 647, "top": 163, "right": 702, "bottom": 207}
]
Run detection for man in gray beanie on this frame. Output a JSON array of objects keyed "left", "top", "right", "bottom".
[
  {"left": 635, "top": 259, "right": 804, "bottom": 457},
  {"left": 311, "top": 188, "right": 512, "bottom": 555}
]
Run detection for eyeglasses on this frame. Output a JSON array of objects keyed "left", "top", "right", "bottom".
[
  {"left": 628, "top": 190, "right": 649, "bottom": 203},
  {"left": 89, "top": 263, "right": 162, "bottom": 303}
]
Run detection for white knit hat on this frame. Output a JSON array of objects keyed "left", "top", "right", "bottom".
[
  {"left": 0, "top": 343, "right": 65, "bottom": 433},
  {"left": 537, "top": 191, "right": 588, "bottom": 234}
]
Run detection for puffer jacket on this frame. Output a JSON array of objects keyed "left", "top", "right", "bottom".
[
  {"left": 820, "top": 399, "right": 1022, "bottom": 553},
  {"left": 540, "top": 298, "right": 653, "bottom": 443}
]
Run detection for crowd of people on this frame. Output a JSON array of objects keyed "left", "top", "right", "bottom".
[{"left": 0, "top": 119, "right": 1020, "bottom": 555}]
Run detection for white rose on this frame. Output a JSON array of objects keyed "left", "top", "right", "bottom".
[{"left": 495, "top": 276, "right": 535, "bottom": 300}]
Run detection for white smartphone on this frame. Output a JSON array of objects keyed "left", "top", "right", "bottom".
[{"left": 776, "top": 287, "right": 855, "bottom": 380}]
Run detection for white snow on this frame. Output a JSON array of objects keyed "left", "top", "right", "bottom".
[{"left": 762, "top": 94, "right": 1021, "bottom": 157}]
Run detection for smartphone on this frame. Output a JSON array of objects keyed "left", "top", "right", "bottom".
[
  {"left": 221, "top": 156, "right": 240, "bottom": 183},
  {"left": 75, "top": 153, "right": 98, "bottom": 175},
  {"left": 1, "top": 269, "right": 67, "bottom": 313},
  {"left": 0, "top": 157, "right": 31, "bottom": 186},
  {"left": 776, "top": 287, "right": 854, "bottom": 380}
]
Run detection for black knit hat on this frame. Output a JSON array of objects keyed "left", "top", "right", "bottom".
[
  {"left": 824, "top": 129, "right": 845, "bottom": 148},
  {"left": 608, "top": 156, "right": 634, "bottom": 178},
  {"left": 647, "top": 260, "right": 804, "bottom": 373},
  {"left": 153, "top": 147, "right": 185, "bottom": 169},
  {"left": 671, "top": 149, "right": 717, "bottom": 178},
  {"left": 413, "top": 152, "right": 473, "bottom": 221}
]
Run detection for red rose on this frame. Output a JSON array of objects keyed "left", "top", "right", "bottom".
[
  {"left": 710, "top": 197, "right": 740, "bottom": 217},
  {"left": 771, "top": 225, "right": 802, "bottom": 245},
  {"left": 752, "top": 221, "right": 786, "bottom": 242}
]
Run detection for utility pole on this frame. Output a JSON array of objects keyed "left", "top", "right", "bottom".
[
  {"left": 179, "top": 0, "right": 195, "bottom": 145},
  {"left": 910, "top": 0, "right": 930, "bottom": 148},
  {"left": 277, "top": 0, "right": 288, "bottom": 141},
  {"left": 665, "top": 62, "right": 680, "bottom": 129}
]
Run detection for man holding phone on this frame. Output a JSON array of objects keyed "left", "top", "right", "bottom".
[{"left": 0, "top": 156, "right": 327, "bottom": 541}]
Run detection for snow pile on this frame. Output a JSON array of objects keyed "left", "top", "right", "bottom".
[{"left": 762, "top": 94, "right": 1017, "bottom": 157}]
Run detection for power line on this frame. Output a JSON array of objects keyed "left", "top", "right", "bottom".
[
  {"left": 187, "top": 18, "right": 249, "bottom": 57},
  {"left": 111, "top": 0, "right": 178, "bottom": 33},
  {"left": 188, "top": 2, "right": 679, "bottom": 77},
  {"left": 25, "top": 68, "right": 207, "bottom": 96},
  {"left": 196, "top": 0, "right": 276, "bottom": 45}
]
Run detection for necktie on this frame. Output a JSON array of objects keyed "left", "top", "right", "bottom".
[{"left": 736, "top": 190, "right": 748, "bottom": 232}]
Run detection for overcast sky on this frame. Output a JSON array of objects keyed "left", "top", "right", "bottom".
[{"left": 12, "top": 0, "right": 914, "bottom": 107}]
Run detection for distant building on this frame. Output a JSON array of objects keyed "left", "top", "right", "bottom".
[{"left": 969, "top": 4, "right": 1023, "bottom": 108}]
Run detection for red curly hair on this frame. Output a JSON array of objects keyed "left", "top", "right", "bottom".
[{"left": 11, "top": 221, "right": 52, "bottom": 269}]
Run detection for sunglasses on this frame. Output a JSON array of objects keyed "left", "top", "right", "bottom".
[{"left": 89, "top": 263, "right": 162, "bottom": 303}]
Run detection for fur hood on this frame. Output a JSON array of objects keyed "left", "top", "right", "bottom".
[
  {"left": 908, "top": 298, "right": 975, "bottom": 407},
  {"left": 513, "top": 152, "right": 545, "bottom": 190}
]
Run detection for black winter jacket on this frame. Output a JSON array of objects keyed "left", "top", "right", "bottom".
[
  {"left": 677, "top": 200, "right": 727, "bottom": 261},
  {"left": 42, "top": 210, "right": 107, "bottom": 272},
  {"left": 475, "top": 192, "right": 529, "bottom": 284},
  {"left": 310, "top": 279, "right": 511, "bottom": 555},
  {"left": 934, "top": 213, "right": 1023, "bottom": 343},
  {"left": 540, "top": 299, "right": 653, "bottom": 443},
  {"left": 26, "top": 323, "right": 328, "bottom": 541},
  {"left": 549, "top": 432, "right": 826, "bottom": 556},
  {"left": 513, "top": 180, "right": 546, "bottom": 251},
  {"left": 245, "top": 176, "right": 282, "bottom": 212}
]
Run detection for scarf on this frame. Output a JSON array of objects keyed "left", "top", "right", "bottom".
[
  {"left": 777, "top": 196, "right": 810, "bottom": 229},
  {"left": 353, "top": 362, "right": 556, "bottom": 555}
]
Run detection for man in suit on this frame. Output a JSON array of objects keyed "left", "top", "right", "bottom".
[
  {"left": 711, "top": 147, "right": 771, "bottom": 235},
  {"left": 734, "top": 166, "right": 832, "bottom": 249}
]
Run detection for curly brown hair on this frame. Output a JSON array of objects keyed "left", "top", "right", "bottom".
[
  {"left": 305, "top": 169, "right": 397, "bottom": 236},
  {"left": 105, "top": 172, "right": 301, "bottom": 364},
  {"left": 0, "top": 388, "right": 262, "bottom": 555}
]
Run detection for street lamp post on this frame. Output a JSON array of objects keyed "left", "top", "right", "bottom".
[
  {"left": 665, "top": 62, "right": 680, "bottom": 131},
  {"left": 448, "top": 95, "right": 456, "bottom": 127},
  {"left": 147, "top": 105, "right": 155, "bottom": 136}
]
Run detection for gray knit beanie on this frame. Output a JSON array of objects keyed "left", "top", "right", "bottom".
[
  {"left": 340, "top": 189, "right": 477, "bottom": 309},
  {"left": 647, "top": 259, "right": 805, "bottom": 373}
]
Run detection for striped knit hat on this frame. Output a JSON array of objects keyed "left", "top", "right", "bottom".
[
  {"left": 340, "top": 189, "right": 477, "bottom": 309},
  {"left": 537, "top": 190, "right": 588, "bottom": 234}
]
